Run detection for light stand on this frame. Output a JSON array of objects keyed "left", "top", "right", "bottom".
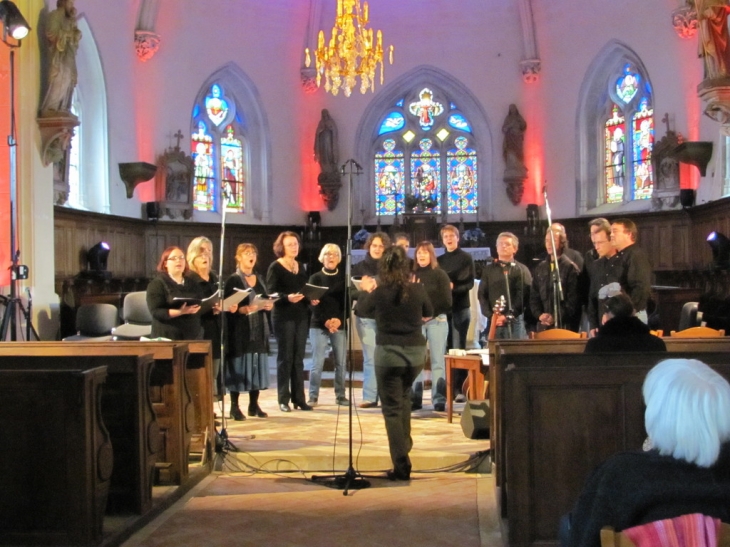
[
  {"left": 311, "top": 159, "right": 375, "bottom": 494},
  {"left": 0, "top": 18, "right": 38, "bottom": 342},
  {"left": 542, "top": 186, "right": 563, "bottom": 329}
]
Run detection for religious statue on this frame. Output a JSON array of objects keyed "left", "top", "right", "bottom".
[
  {"left": 502, "top": 104, "right": 528, "bottom": 205},
  {"left": 697, "top": 0, "right": 730, "bottom": 79},
  {"left": 40, "top": 0, "right": 82, "bottom": 115},
  {"left": 314, "top": 109, "right": 342, "bottom": 210}
]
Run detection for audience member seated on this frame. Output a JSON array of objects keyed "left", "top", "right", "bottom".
[
  {"left": 584, "top": 293, "right": 667, "bottom": 353},
  {"left": 560, "top": 358, "right": 730, "bottom": 547}
]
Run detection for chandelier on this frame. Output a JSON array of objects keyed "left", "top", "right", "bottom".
[{"left": 305, "top": 0, "right": 394, "bottom": 97}]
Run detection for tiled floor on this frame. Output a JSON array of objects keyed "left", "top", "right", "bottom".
[{"left": 121, "top": 355, "right": 503, "bottom": 547}]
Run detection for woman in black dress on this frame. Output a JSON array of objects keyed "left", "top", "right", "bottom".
[
  {"left": 146, "top": 246, "right": 203, "bottom": 340},
  {"left": 266, "top": 231, "right": 313, "bottom": 412},
  {"left": 186, "top": 236, "right": 225, "bottom": 398},
  {"left": 224, "top": 243, "right": 273, "bottom": 420},
  {"left": 357, "top": 246, "right": 433, "bottom": 480}
]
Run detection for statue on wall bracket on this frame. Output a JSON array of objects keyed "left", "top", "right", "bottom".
[
  {"left": 155, "top": 130, "right": 194, "bottom": 220},
  {"left": 37, "top": 0, "right": 81, "bottom": 177},
  {"left": 502, "top": 104, "right": 528, "bottom": 205},
  {"left": 314, "top": 109, "right": 341, "bottom": 211}
]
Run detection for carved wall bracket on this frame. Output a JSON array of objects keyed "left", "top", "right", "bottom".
[
  {"left": 134, "top": 30, "right": 161, "bottom": 62},
  {"left": 698, "top": 78, "right": 730, "bottom": 124},
  {"left": 119, "top": 162, "right": 157, "bottom": 199},
  {"left": 318, "top": 172, "right": 342, "bottom": 211},
  {"left": 504, "top": 175, "right": 526, "bottom": 206},
  {"left": 520, "top": 59, "right": 541, "bottom": 83},
  {"left": 300, "top": 67, "right": 318, "bottom": 94},
  {"left": 671, "top": 3, "right": 698, "bottom": 39},
  {"left": 37, "top": 114, "right": 79, "bottom": 167}
]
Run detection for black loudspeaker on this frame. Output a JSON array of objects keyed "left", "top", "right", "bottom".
[
  {"left": 146, "top": 202, "right": 160, "bottom": 221},
  {"left": 679, "top": 189, "right": 695, "bottom": 208},
  {"left": 460, "top": 400, "right": 491, "bottom": 440}
]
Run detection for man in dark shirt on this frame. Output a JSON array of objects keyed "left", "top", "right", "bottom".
[
  {"left": 530, "top": 227, "right": 580, "bottom": 331},
  {"left": 586, "top": 218, "right": 622, "bottom": 331},
  {"left": 478, "top": 232, "right": 532, "bottom": 339},
  {"left": 437, "top": 224, "right": 475, "bottom": 400},
  {"left": 610, "top": 218, "right": 652, "bottom": 324}
]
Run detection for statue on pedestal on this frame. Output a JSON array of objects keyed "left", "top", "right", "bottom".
[
  {"left": 40, "top": 0, "right": 82, "bottom": 115},
  {"left": 697, "top": 0, "right": 730, "bottom": 79},
  {"left": 502, "top": 104, "right": 528, "bottom": 205},
  {"left": 314, "top": 109, "right": 341, "bottom": 210}
]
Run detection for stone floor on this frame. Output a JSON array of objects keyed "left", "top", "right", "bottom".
[{"left": 120, "top": 352, "right": 504, "bottom": 547}]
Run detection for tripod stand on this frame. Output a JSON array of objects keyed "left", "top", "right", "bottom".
[
  {"left": 0, "top": 48, "right": 38, "bottom": 342},
  {"left": 311, "top": 159, "right": 378, "bottom": 494}
]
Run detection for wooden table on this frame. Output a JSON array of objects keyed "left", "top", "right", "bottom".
[{"left": 445, "top": 354, "right": 486, "bottom": 423}]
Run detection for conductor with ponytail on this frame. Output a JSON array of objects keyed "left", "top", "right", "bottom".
[{"left": 357, "top": 246, "right": 433, "bottom": 481}]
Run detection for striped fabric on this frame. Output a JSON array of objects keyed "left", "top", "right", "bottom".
[{"left": 622, "top": 514, "right": 720, "bottom": 547}]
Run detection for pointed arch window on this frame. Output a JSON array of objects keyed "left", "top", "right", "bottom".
[
  {"left": 191, "top": 83, "right": 248, "bottom": 213},
  {"left": 601, "top": 64, "right": 654, "bottom": 204},
  {"left": 372, "top": 86, "right": 479, "bottom": 216}
]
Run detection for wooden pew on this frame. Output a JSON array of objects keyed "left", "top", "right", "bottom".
[
  {"left": 489, "top": 338, "right": 730, "bottom": 494},
  {"left": 499, "top": 349, "right": 730, "bottom": 547},
  {"left": 0, "top": 353, "right": 156, "bottom": 516},
  {"left": 0, "top": 366, "right": 111, "bottom": 546},
  {"left": 0, "top": 341, "right": 214, "bottom": 486}
]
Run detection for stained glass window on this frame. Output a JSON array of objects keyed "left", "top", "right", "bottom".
[
  {"left": 616, "top": 64, "right": 640, "bottom": 104},
  {"left": 448, "top": 114, "right": 471, "bottom": 133},
  {"left": 632, "top": 98, "right": 654, "bottom": 201},
  {"left": 601, "top": 61, "right": 654, "bottom": 206},
  {"left": 373, "top": 86, "right": 478, "bottom": 217},
  {"left": 375, "top": 139, "right": 405, "bottom": 216},
  {"left": 408, "top": 88, "right": 444, "bottom": 130},
  {"left": 447, "top": 136, "right": 478, "bottom": 214},
  {"left": 378, "top": 111, "right": 405, "bottom": 135},
  {"left": 410, "top": 139, "right": 441, "bottom": 212},
  {"left": 205, "top": 84, "right": 229, "bottom": 127},
  {"left": 604, "top": 105, "right": 626, "bottom": 204},
  {"left": 192, "top": 121, "right": 216, "bottom": 211},
  {"left": 192, "top": 82, "right": 249, "bottom": 214},
  {"left": 220, "top": 126, "right": 246, "bottom": 213}
]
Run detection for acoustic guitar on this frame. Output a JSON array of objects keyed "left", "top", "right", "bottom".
[{"left": 461, "top": 295, "right": 506, "bottom": 399}]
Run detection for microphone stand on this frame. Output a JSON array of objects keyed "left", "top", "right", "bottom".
[
  {"left": 214, "top": 187, "right": 240, "bottom": 456},
  {"left": 502, "top": 267, "right": 513, "bottom": 339},
  {"left": 311, "top": 159, "right": 374, "bottom": 494},
  {"left": 543, "top": 186, "right": 563, "bottom": 329}
]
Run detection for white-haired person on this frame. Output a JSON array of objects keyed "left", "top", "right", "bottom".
[
  {"left": 561, "top": 358, "right": 730, "bottom": 547},
  {"left": 307, "top": 243, "right": 349, "bottom": 407}
]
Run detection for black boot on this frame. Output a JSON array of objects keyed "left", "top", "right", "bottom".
[
  {"left": 230, "top": 391, "right": 245, "bottom": 421},
  {"left": 248, "top": 390, "right": 268, "bottom": 418}
]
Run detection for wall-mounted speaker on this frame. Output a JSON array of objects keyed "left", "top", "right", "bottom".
[
  {"left": 679, "top": 189, "right": 695, "bottom": 208},
  {"left": 145, "top": 202, "right": 160, "bottom": 221},
  {"left": 460, "top": 400, "right": 491, "bottom": 440}
]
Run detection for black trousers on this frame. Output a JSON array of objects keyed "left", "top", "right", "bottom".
[
  {"left": 273, "top": 315, "right": 308, "bottom": 406},
  {"left": 375, "top": 344, "right": 426, "bottom": 477}
]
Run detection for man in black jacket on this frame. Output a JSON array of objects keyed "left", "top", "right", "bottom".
[
  {"left": 530, "top": 227, "right": 580, "bottom": 331},
  {"left": 610, "top": 218, "right": 652, "bottom": 324},
  {"left": 478, "top": 232, "right": 532, "bottom": 339}
]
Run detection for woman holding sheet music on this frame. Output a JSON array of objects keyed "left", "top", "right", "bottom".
[
  {"left": 266, "top": 232, "right": 314, "bottom": 412},
  {"left": 146, "top": 246, "right": 204, "bottom": 341},
  {"left": 224, "top": 243, "right": 273, "bottom": 420},
  {"left": 187, "top": 237, "right": 225, "bottom": 399},
  {"left": 307, "top": 243, "right": 349, "bottom": 407}
]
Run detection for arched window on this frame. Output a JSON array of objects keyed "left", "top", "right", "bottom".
[
  {"left": 603, "top": 65, "right": 654, "bottom": 204},
  {"left": 577, "top": 43, "right": 655, "bottom": 214},
  {"left": 189, "top": 65, "right": 271, "bottom": 221},
  {"left": 372, "top": 87, "right": 479, "bottom": 217},
  {"left": 191, "top": 83, "right": 248, "bottom": 213},
  {"left": 66, "top": 91, "right": 82, "bottom": 209}
]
